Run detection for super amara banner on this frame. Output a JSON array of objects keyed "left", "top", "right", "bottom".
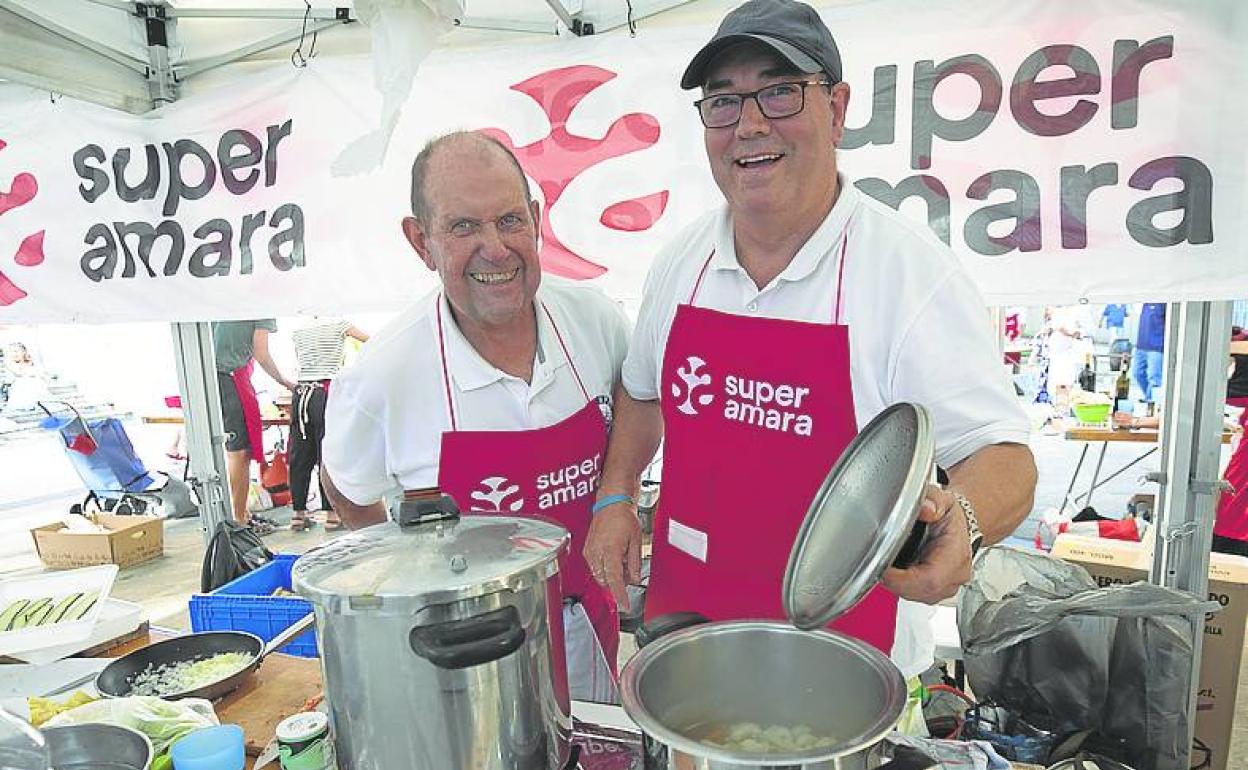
[{"left": 0, "top": 0, "right": 1245, "bottom": 323}]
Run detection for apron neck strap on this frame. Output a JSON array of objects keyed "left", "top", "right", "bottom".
[
  {"left": 689, "top": 222, "right": 852, "bottom": 323},
  {"left": 687, "top": 248, "right": 716, "bottom": 304},
  {"left": 540, "top": 302, "right": 591, "bottom": 404},
  {"left": 436, "top": 297, "right": 593, "bottom": 432},
  {"left": 434, "top": 296, "right": 459, "bottom": 432},
  {"left": 833, "top": 222, "right": 851, "bottom": 324}
]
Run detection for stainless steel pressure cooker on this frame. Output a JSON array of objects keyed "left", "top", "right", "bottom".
[{"left": 293, "top": 493, "right": 572, "bottom": 770}]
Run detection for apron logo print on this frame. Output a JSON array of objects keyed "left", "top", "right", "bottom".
[
  {"left": 672, "top": 356, "right": 714, "bottom": 415},
  {"left": 470, "top": 476, "right": 525, "bottom": 512}
]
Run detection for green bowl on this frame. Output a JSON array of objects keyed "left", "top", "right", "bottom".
[{"left": 1073, "top": 403, "right": 1111, "bottom": 425}]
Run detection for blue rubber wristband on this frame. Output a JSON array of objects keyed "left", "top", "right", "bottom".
[{"left": 591, "top": 494, "right": 633, "bottom": 515}]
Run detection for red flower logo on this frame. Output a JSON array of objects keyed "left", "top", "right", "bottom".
[
  {"left": 483, "top": 65, "right": 668, "bottom": 279},
  {"left": 0, "top": 138, "right": 44, "bottom": 307}
]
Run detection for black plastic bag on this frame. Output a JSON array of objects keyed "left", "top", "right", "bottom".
[
  {"left": 959, "top": 546, "right": 1220, "bottom": 770},
  {"left": 200, "top": 520, "right": 274, "bottom": 592}
]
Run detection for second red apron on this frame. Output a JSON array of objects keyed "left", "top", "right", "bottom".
[
  {"left": 434, "top": 299, "right": 620, "bottom": 701},
  {"left": 230, "top": 360, "right": 265, "bottom": 464},
  {"left": 647, "top": 234, "right": 899, "bottom": 654},
  {"left": 1214, "top": 398, "right": 1248, "bottom": 542}
]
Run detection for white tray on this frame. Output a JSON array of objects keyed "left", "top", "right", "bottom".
[
  {"left": 10, "top": 598, "right": 143, "bottom": 665},
  {"left": 0, "top": 565, "right": 118, "bottom": 656}
]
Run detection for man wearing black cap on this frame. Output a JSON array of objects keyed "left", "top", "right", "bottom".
[{"left": 584, "top": 0, "right": 1036, "bottom": 685}]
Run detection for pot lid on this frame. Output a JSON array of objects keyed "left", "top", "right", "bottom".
[
  {"left": 783, "top": 402, "right": 934, "bottom": 630},
  {"left": 292, "top": 497, "right": 568, "bottom": 613}
]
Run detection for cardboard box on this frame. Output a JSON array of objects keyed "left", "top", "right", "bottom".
[
  {"left": 1051, "top": 533, "right": 1248, "bottom": 770},
  {"left": 30, "top": 514, "right": 164, "bottom": 569}
]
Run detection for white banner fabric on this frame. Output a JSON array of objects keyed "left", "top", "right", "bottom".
[{"left": 0, "top": 0, "right": 1245, "bottom": 323}]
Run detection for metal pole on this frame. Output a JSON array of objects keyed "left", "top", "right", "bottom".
[
  {"left": 1150, "top": 300, "right": 1233, "bottom": 765},
  {"left": 137, "top": 2, "right": 178, "bottom": 106},
  {"left": 170, "top": 323, "right": 231, "bottom": 542}
]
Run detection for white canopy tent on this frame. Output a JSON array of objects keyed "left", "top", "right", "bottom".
[
  {"left": 1, "top": 2, "right": 1243, "bottom": 761},
  {"left": 0, "top": 0, "right": 756, "bottom": 114},
  {"left": 0, "top": 0, "right": 734, "bottom": 539}
]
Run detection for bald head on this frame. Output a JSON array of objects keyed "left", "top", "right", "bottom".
[{"left": 409, "top": 131, "right": 532, "bottom": 223}]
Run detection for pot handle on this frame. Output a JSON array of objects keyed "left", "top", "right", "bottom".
[
  {"left": 633, "top": 611, "right": 710, "bottom": 649},
  {"left": 409, "top": 605, "right": 526, "bottom": 669},
  {"left": 892, "top": 520, "right": 928, "bottom": 570}
]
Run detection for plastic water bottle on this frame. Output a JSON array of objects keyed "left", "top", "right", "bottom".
[{"left": 0, "top": 708, "right": 49, "bottom": 770}]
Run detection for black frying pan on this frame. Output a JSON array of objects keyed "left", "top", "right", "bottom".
[{"left": 95, "top": 612, "right": 316, "bottom": 701}]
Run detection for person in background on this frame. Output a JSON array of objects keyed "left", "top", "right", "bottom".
[
  {"left": 1100, "top": 303, "right": 1128, "bottom": 341},
  {"left": 214, "top": 319, "right": 295, "bottom": 535},
  {"left": 1047, "top": 305, "right": 1093, "bottom": 402},
  {"left": 288, "top": 318, "right": 369, "bottom": 532},
  {"left": 1133, "top": 303, "right": 1166, "bottom": 406},
  {"left": 1212, "top": 327, "right": 1248, "bottom": 556}
]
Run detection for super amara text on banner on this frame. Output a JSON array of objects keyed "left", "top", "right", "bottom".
[{"left": 72, "top": 120, "right": 304, "bottom": 281}]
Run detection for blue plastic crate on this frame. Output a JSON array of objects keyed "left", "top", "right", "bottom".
[{"left": 188, "top": 554, "right": 318, "bottom": 657}]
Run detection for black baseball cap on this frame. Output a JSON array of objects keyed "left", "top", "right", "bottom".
[{"left": 681, "top": 0, "right": 842, "bottom": 90}]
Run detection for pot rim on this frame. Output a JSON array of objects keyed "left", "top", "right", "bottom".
[
  {"left": 42, "top": 722, "right": 154, "bottom": 770},
  {"left": 619, "top": 620, "right": 906, "bottom": 765}
]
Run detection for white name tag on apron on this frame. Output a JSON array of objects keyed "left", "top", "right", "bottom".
[{"left": 668, "top": 518, "right": 708, "bottom": 562}]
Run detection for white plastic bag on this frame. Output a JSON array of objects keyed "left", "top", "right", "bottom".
[{"left": 43, "top": 695, "right": 218, "bottom": 756}]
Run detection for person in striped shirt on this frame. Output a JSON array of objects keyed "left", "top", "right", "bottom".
[{"left": 288, "top": 317, "right": 369, "bottom": 531}]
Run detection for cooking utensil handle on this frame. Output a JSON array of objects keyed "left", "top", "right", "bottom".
[
  {"left": 41, "top": 670, "right": 104, "bottom": 698},
  {"left": 409, "top": 605, "right": 526, "bottom": 669},
  {"left": 892, "top": 520, "right": 928, "bottom": 570},
  {"left": 633, "top": 611, "right": 709, "bottom": 649},
  {"left": 262, "top": 612, "right": 317, "bottom": 658}
]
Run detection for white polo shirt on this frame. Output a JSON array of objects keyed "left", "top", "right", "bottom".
[
  {"left": 323, "top": 277, "right": 630, "bottom": 506},
  {"left": 622, "top": 178, "right": 1030, "bottom": 678}
]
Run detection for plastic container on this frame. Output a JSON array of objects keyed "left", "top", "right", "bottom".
[
  {"left": 1072, "top": 402, "right": 1111, "bottom": 426},
  {"left": 171, "top": 724, "right": 244, "bottom": 770},
  {"left": 188, "top": 555, "right": 317, "bottom": 657},
  {"left": 0, "top": 564, "right": 117, "bottom": 656}
]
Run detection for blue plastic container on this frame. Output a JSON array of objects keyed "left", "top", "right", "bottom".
[
  {"left": 188, "top": 554, "right": 317, "bottom": 657},
  {"left": 172, "top": 724, "right": 245, "bottom": 770}
]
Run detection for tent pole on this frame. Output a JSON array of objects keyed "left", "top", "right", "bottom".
[
  {"left": 1151, "top": 300, "right": 1233, "bottom": 765},
  {"left": 170, "top": 323, "right": 231, "bottom": 544},
  {"left": 137, "top": 1, "right": 177, "bottom": 106}
]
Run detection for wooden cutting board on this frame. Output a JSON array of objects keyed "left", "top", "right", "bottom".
[{"left": 215, "top": 652, "right": 322, "bottom": 757}]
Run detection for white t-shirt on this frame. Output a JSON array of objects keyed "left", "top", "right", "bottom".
[
  {"left": 622, "top": 179, "right": 1031, "bottom": 678},
  {"left": 323, "top": 277, "right": 630, "bottom": 506}
]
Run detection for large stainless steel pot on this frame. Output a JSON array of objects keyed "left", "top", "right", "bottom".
[
  {"left": 622, "top": 404, "right": 938, "bottom": 770},
  {"left": 623, "top": 621, "right": 907, "bottom": 769},
  {"left": 292, "top": 494, "right": 571, "bottom": 770}
]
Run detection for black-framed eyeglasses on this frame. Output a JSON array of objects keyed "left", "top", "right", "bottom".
[{"left": 694, "top": 80, "right": 832, "bottom": 129}]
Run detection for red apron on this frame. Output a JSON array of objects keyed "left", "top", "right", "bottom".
[
  {"left": 647, "top": 230, "right": 899, "bottom": 654},
  {"left": 434, "top": 299, "right": 620, "bottom": 687},
  {"left": 230, "top": 360, "right": 265, "bottom": 464},
  {"left": 1214, "top": 397, "right": 1248, "bottom": 542}
]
